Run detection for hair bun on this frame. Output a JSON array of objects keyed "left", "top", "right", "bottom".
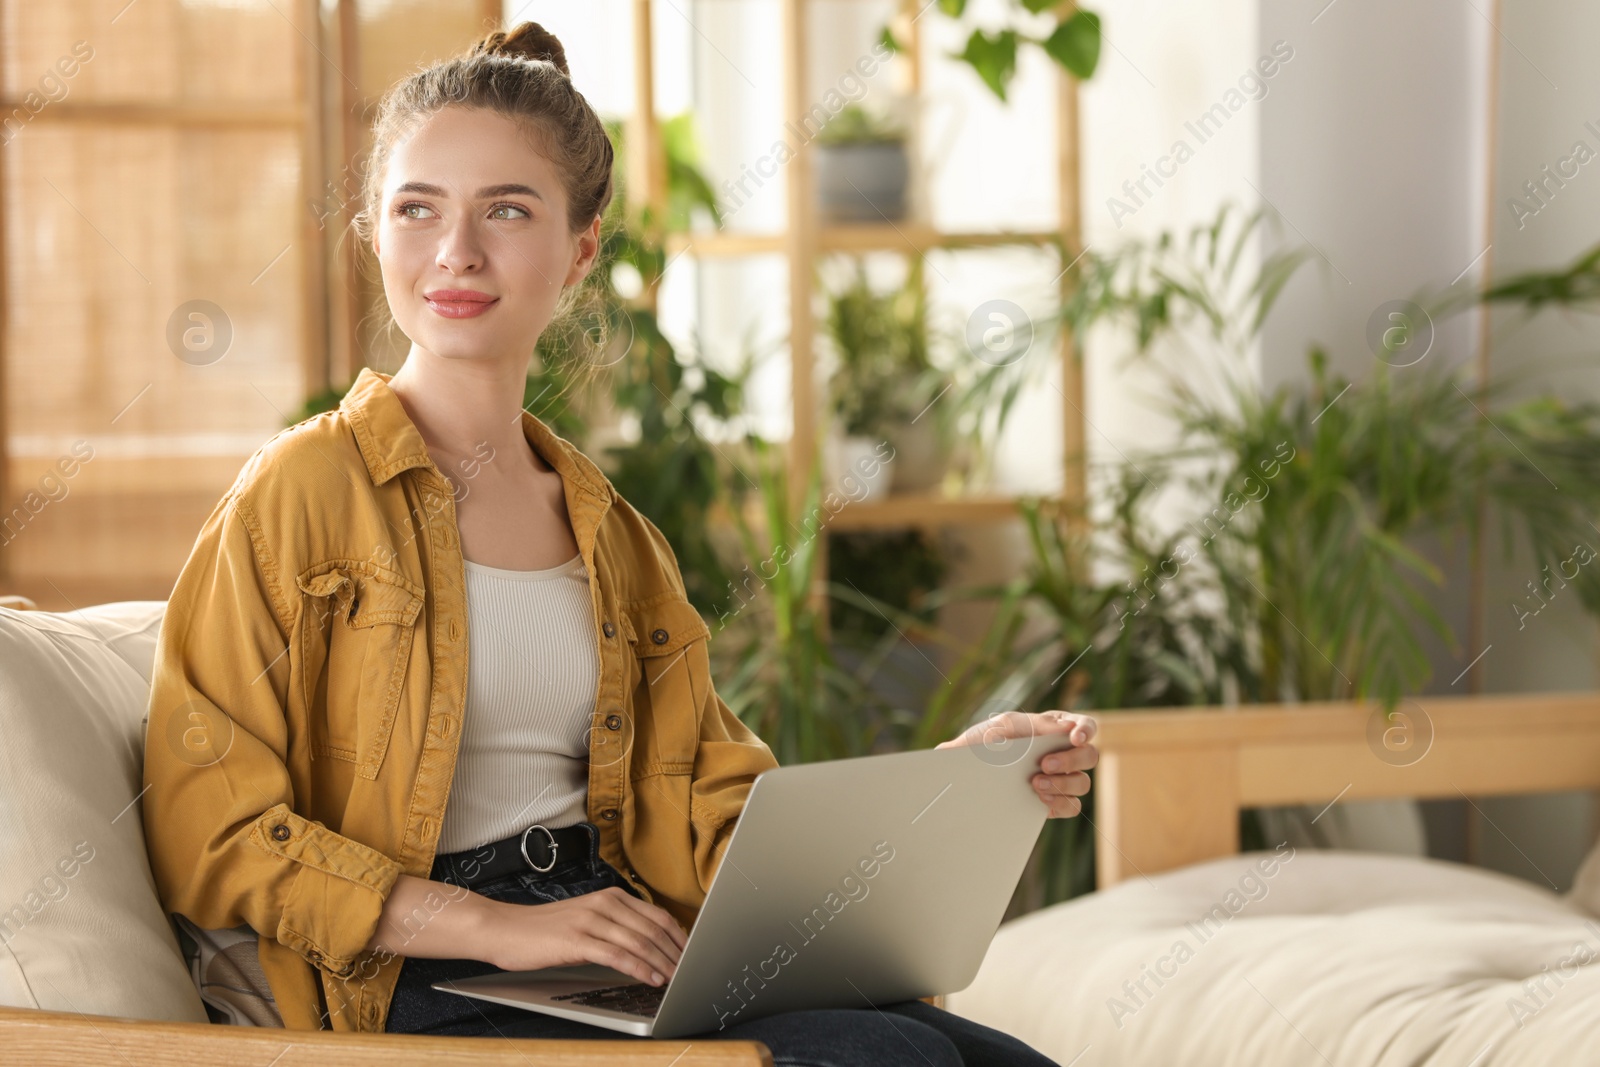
[{"left": 473, "top": 22, "right": 569, "bottom": 76}]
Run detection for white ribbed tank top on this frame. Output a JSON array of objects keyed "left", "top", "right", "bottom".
[{"left": 435, "top": 551, "right": 598, "bottom": 854}]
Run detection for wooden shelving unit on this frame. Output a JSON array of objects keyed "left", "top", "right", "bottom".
[
  {"left": 0, "top": 0, "right": 1084, "bottom": 612},
  {"left": 627, "top": 0, "right": 1087, "bottom": 602},
  {"left": 664, "top": 225, "right": 1066, "bottom": 257}
]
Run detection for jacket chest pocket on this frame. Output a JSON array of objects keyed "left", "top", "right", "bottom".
[
  {"left": 625, "top": 597, "right": 711, "bottom": 774},
  {"left": 296, "top": 564, "right": 425, "bottom": 780}
]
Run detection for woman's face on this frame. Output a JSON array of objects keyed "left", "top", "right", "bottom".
[{"left": 373, "top": 105, "right": 600, "bottom": 367}]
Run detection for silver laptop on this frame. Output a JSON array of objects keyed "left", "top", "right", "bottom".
[{"left": 434, "top": 734, "right": 1072, "bottom": 1037}]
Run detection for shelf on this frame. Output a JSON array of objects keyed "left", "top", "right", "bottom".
[
  {"left": 826, "top": 492, "right": 1031, "bottom": 530},
  {"left": 664, "top": 225, "right": 1065, "bottom": 260},
  {"left": 707, "top": 494, "right": 1033, "bottom": 536},
  {"left": 707, "top": 491, "right": 1047, "bottom": 534},
  {"left": 626, "top": 0, "right": 1085, "bottom": 628}
]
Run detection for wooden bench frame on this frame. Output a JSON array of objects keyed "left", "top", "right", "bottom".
[
  {"left": 0, "top": 995, "right": 945, "bottom": 1065},
  {"left": 0, "top": 1005, "right": 775, "bottom": 1065},
  {"left": 0, "top": 591, "right": 942, "bottom": 1064},
  {"left": 1092, "top": 691, "right": 1600, "bottom": 888}
]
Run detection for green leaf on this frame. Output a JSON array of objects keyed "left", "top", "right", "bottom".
[
  {"left": 1020, "top": 0, "right": 1062, "bottom": 12},
  {"left": 949, "top": 29, "right": 1019, "bottom": 101},
  {"left": 938, "top": 0, "right": 967, "bottom": 15},
  {"left": 1042, "top": 10, "right": 1101, "bottom": 80}
]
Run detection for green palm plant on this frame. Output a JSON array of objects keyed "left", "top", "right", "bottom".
[
  {"left": 1054, "top": 204, "right": 1600, "bottom": 707},
  {"left": 1469, "top": 242, "right": 1600, "bottom": 312},
  {"left": 1173, "top": 349, "right": 1600, "bottom": 706},
  {"left": 936, "top": 204, "right": 1600, "bottom": 906},
  {"left": 711, "top": 437, "right": 901, "bottom": 766}
]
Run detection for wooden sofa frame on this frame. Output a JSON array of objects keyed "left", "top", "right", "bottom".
[
  {"left": 1093, "top": 691, "right": 1600, "bottom": 887},
  {"left": 0, "top": 592, "right": 940, "bottom": 1064}
]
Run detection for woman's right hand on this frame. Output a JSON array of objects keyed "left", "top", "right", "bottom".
[{"left": 478, "top": 887, "right": 688, "bottom": 986}]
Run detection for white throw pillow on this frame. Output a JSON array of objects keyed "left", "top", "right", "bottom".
[{"left": 0, "top": 601, "right": 209, "bottom": 1023}]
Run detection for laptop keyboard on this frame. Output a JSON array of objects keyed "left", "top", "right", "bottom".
[{"left": 550, "top": 981, "right": 667, "bottom": 1017}]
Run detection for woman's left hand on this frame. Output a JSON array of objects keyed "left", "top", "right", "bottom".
[{"left": 934, "top": 710, "right": 1098, "bottom": 819}]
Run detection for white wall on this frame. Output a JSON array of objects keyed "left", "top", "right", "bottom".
[
  {"left": 1258, "top": 0, "right": 1488, "bottom": 388},
  {"left": 1472, "top": 0, "right": 1600, "bottom": 890},
  {"left": 1258, "top": 0, "right": 1600, "bottom": 887}
]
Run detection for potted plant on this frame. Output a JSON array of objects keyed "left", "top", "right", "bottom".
[
  {"left": 814, "top": 102, "right": 911, "bottom": 224},
  {"left": 821, "top": 259, "right": 954, "bottom": 498}
]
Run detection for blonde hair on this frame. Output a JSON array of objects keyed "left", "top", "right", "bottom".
[{"left": 354, "top": 21, "right": 614, "bottom": 240}]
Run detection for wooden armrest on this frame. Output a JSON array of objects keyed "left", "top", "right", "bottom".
[
  {"left": 0, "top": 997, "right": 946, "bottom": 1062},
  {"left": 1092, "top": 691, "right": 1600, "bottom": 888},
  {"left": 0, "top": 595, "right": 39, "bottom": 611},
  {"left": 0, "top": 1005, "right": 773, "bottom": 1065}
]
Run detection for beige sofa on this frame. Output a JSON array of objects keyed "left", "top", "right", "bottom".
[{"left": 0, "top": 598, "right": 776, "bottom": 1064}]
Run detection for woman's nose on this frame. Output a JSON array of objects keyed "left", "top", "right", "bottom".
[{"left": 436, "top": 217, "right": 486, "bottom": 274}]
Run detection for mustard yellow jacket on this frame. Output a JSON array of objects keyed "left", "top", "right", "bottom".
[{"left": 141, "top": 366, "right": 777, "bottom": 1032}]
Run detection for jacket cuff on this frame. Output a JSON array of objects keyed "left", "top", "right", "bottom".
[{"left": 250, "top": 805, "right": 401, "bottom": 978}]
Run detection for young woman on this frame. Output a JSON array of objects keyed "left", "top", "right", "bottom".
[{"left": 141, "top": 21, "right": 1097, "bottom": 1066}]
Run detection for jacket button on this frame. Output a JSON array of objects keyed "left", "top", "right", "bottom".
[
  {"left": 308, "top": 949, "right": 322, "bottom": 963},
  {"left": 271, "top": 824, "right": 291, "bottom": 841},
  {"left": 651, "top": 628, "right": 669, "bottom": 645},
  {"left": 602, "top": 621, "right": 616, "bottom": 638},
  {"left": 601, "top": 808, "right": 618, "bottom": 820},
  {"left": 605, "top": 714, "right": 622, "bottom": 731}
]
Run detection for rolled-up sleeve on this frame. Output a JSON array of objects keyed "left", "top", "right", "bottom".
[{"left": 141, "top": 487, "right": 400, "bottom": 981}]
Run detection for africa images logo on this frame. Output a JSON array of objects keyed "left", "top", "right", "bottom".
[{"left": 712, "top": 839, "right": 896, "bottom": 1029}]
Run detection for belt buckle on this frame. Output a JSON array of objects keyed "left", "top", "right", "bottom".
[{"left": 519, "top": 824, "right": 558, "bottom": 873}]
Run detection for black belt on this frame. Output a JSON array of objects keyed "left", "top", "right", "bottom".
[{"left": 440, "top": 822, "right": 593, "bottom": 888}]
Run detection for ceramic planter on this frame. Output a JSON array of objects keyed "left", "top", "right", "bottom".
[
  {"left": 827, "top": 433, "right": 895, "bottom": 502},
  {"left": 815, "top": 141, "right": 909, "bottom": 223}
]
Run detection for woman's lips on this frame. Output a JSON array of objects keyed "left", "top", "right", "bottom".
[{"left": 424, "top": 292, "right": 498, "bottom": 319}]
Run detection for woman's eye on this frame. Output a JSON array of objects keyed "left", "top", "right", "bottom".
[{"left": 392, "top": 201, "right": 527, "bottom": 221}]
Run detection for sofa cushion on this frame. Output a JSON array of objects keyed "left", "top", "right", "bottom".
[
  {"left": 947, "top": 848, "right": 1600, "bottom": 1066},
  {"left": 0, "top": 601, "right": 209, "bottom": 1023},
  {"left": 172, "top": 914, "right": 284, "bottom": 1026}
]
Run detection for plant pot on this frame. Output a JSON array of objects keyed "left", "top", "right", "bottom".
[
  {"left": 885, "top": 419, "right": 951, "bottom": 493},
  {"left": 827, "top": 434, "right": 895, "bottom": 502},
  {"left": 815, "top": 141, "right": 909, "bottom": 224},
  {"left": 1256, "top": 798, "right": 1428, "bottom": 856}
]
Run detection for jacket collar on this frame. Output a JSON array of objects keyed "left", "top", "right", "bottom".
[{"left": 340, "top": 366, "right": 614, "bottom": 502}]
